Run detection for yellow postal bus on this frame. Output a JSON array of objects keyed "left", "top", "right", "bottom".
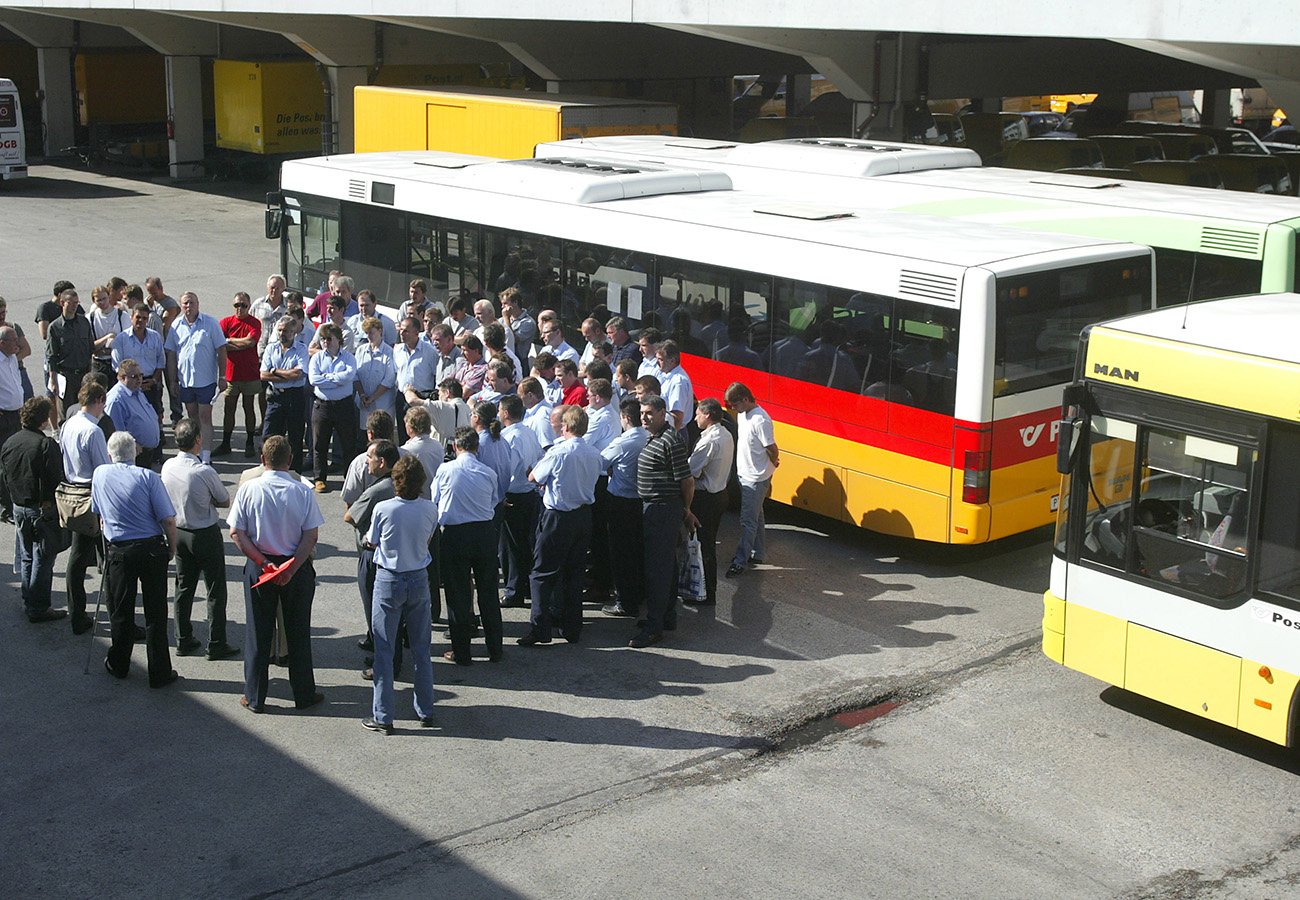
[{"left": 1047, "top": 293, "right": 1300, "bottom": 745}]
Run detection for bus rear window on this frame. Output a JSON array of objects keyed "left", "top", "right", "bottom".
[
  {"left": 995, "top": 256, "right": 1150, "bottom": 396},
  {"left": 1154, "top": 248, "right": 1263, "bottom": 307}
]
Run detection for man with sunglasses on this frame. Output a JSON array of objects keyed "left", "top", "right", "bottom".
[
  {"left": 105, "top": 359, "right": 162, "bottom": 468},
  {"left": 215, "top": 292, "right": 263, "bottom": 459}
]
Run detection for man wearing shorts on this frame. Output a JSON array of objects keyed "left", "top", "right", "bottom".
[
  {"left": 215, "top": 292, "right": 262, "bottom": 459},
  {"left": 166, "top": 292, "right": 227, "bottom": 463}
]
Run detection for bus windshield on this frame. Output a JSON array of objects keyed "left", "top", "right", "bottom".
[{"left": 994, "top": 257, "right": 1150, "bottom": 396}]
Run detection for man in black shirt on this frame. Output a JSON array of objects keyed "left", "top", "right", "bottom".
[
  {"left": 46, "top": 289, "right": 93, "bottom": 425},
  {"left": 631, "top": 396, "right": 697, "bottom": 649},
  {"left": 0, "top": 397, "right": 67, "bottom": 622}
]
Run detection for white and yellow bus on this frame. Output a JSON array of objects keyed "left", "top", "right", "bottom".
[
  {"left": 1047, "top": 293, "right": 1300, "bottom": 745},
  {"left": 271, "top": 151, "right": 1153, "bottom": 543}
]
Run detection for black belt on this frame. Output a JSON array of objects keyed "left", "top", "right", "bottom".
[
  {"left": 269, "top": 385, "right": 305, "bottom": 397},
  {"left": 314, "top": 396, "right": 351, "bottom": 405},
  {"left": 177, "top": 522, "right": 221, "bottom": 533},
  {"left": 109, "top": 535, "right": 165, "bottom": 548}
]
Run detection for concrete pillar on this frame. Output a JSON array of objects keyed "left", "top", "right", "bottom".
[
  {"left": 326, "top": 65, "right": 368, "bottom": 154},
  {"left": 165, "top": 55, "right": 204, "bottom": 179},
  {"left": 786, "top": 73, "right": 811, "bottom": 116},
  {"left": 36, "top": 45, "right": 75, "bottom": 157},
  {"left": 1200, "top": 88, "right": 1232, "bottom": 128}
]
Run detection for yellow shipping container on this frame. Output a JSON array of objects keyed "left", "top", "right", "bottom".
[
  {"left": 215, "top": 60, "right": 326, "bottom": 155},
  {"left": 354, "top": 85, "right": 677, "bottom": 158}
]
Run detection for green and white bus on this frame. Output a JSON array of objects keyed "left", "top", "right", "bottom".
[{"left": 534, "top": 136, "right": 1300, "bottom": 307}]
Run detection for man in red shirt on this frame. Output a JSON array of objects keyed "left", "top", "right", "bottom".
[
  {"left": 214, "top": 292, "right": 263, "bottom": 458},
  {"left": 559, "top": 358, "right": 588, "bottom": 407}
]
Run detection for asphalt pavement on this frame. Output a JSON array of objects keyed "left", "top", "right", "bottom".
[{"left": 1, "top": 165, "right": 1295, "bottom": 899}]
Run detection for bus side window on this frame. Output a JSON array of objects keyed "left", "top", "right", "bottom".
[{"left": 1257, "top": 424, "right": 1300, "bottom": 606}]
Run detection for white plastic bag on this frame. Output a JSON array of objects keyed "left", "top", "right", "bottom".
[{"left": 678, "top": 530, "right": 705, "bottom": 601}]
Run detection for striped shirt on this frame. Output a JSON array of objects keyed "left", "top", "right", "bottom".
[{"left": 636, "top": 425, "right": 690, "bottom": 500}]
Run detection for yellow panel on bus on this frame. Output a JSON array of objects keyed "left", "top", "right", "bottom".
[
  {"left": 1042, "top": 590, "right": 1066, "bottom": 663},
  {"left": 1236, "top": 659, "right": 1299, "bottom": 746},
  {"left": 1125, "top": 623, "right": 1240, "bottom": 728},
  {"left": 1062, "top": 603, "right": 1127, "bottom": 687}
]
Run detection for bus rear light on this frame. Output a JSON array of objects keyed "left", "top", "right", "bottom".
[{"left": 962, "top": 449, "right": 991, "bottom": 505}]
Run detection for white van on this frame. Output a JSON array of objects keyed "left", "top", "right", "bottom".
[{"left": 0, "top": 78, "right": 28, "bottom": 182}]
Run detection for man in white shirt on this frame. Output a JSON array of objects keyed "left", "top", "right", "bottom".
[
  {"left": 655, "top": 340, "right": 694, "bottom": 435},
  {"left": 725, "top": 382, "right": 778, "bottom": 577},
  {"left": 473, "top": 299, "right": 514, "bottom": 355},
  {"left": 61, "top": 381, "right": 112, "bottom": 634},
  {"left": 686, "top": 398, "right": 735, "bottom": 605},
  {"left": 161, "top": 417, "right": 237, "bottom": 660}
]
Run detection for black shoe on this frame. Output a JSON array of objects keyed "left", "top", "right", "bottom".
[
  {"left": 104, "top": 657, "right": 127, "bottom": 679},
  {"left": 488, "top": 651, "right": 504, "bottom": 662},
  {"left": 683, "top": 597, "right": 716, "bottom": 606},
  {"left": 628, "top": 630, "right": 663, "bottom": 649},
  {"left": 244, "top": 439, "right": 256, "bottom": 459},
  {"left": 28, "top": 608, "right": 68, "bottom": 624},
  {"left": 419, "top": 716, "right": 436, "bottom": 728},
  {"left": 206, "top": 642, "right": 240, "bottom": 661},
  {"left": 295, "top": 691, "right": 326, "bottom": 710},
  {"left": 150, "top": 670, "right": 181, "bottom": 689},
  {"left": 0, "top": 510, "right": 13, "bottom": 525},
  {"left": 240, "top": 695, "right": 263, "bottom": 714},
  {"left": 563, "top": 633, "right": 581, "bottom": 644},
  {"left": 212, "top": 442, "right": 232, "bottom": 458},
  {"left": 357, "top": 635, "right": 374, "bottom": 652},
  {"left": 516, "top": 633, "right": 551, "bottom": 647},
  {"left": 602, "top": 602, "right": 637, "bottom": 617},
  {"left": 725, "top": 563, "right": 745, "bottom": 578},
  {"left": 361, "top": 718, "right": 394, "bottom": 735},
  {"left": 176, "top": 636, "right": 202, "bottom": 656},
  {"left": 441, "top": 650, "right": 472, "bottom": 666},
  {"left": 71, "top": 614, "right": 95, "bottom": 635},
  {"left": 132, "top": 624, "right": 146, "bottom": 642},
  {"left": 361, "top": 667, "right": 374, "bottom": 681}
]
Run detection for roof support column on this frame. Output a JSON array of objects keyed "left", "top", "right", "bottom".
[
  {"left": 321, "top": 65, "right": 368, "bottom": 154},
  {"left": 36, "top": 45, "right": 76, "bottom": 157},
  {"left": 164, "top": 55, "right": 204, "bottom": 179}
]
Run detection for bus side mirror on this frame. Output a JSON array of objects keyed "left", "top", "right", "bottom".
[
  {"left": 1056, "top": 417, "right": 1079, "bottom": 475},
  {"left": 265, "top": 208, "right": 283, "bottom": 240}
]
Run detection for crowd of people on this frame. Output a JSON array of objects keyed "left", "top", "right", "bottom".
[{"left": 1, "top": 271, "right": 780, "bottom": 733}]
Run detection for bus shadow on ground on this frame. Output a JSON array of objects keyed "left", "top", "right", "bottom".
[
  {"left": 1100, "top": 686, "right": 1300, "bottom": 772},
  {"left": 3, "top": 173, "right": 145, "bottom": 200}
]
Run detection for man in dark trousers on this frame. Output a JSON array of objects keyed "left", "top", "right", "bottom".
[
  {"left": 630, "top": 396, "right": 697, "bottom": 649},
  {"left": 46, "top": 288, "right": 92, "bottom": 425},
  {"left": 93, "top": 431, "right": 179, "bottom": 687},
  {"left": 430, "top": 426, "right": 502, "bottom": 665},
  {"left": 228, "top": 435, "right": 326, "bottom": 713},
  {"left": 1, "top": 397, "right": 67, "bottom": 622},
  {"left": 518, "top": 405, "right": 601, "bottom": 646}
]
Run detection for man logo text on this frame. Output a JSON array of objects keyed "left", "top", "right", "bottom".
[{"left": 1094, "top": 363, "right": 1139, "bottom": 382}]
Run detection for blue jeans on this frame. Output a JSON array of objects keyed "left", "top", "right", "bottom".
[
  {"left": 732, "top": 478, "right": 770, "bottom": 567},
  {"left": 372, "top": 567, "right": 435, "bottom": 726},
  {"left": 15, "top": 505, "right": 59, "bottom": 615}
]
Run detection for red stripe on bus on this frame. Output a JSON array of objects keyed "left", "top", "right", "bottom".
[{"left": 685, "top": 353, "right": 1056, "bottom": 471}]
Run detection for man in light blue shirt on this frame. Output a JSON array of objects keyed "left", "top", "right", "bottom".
[
  {"left": 261, "top": 317, "right": 309, "bottom": 472},
  {"left": 599, "top": 397, "right": 650, "bottom": 618},
  {"left": 166, "top": 292, "right": 227, "bottom": 461},
  {"left": 519, "top": 377, "right": 555, "bottom": 447},
  {"left": 306, "top": 323, "right": 358, "bottom": 492},
  {"left": 104, "top": 359, "right": 161, "bottom": 466},
  {"left": 431, "top": 427, "right": 502, "bottom": 665},
  {"left": 227, "top": 434, "right": 325, "bottom": 713},
  {"left": 348, "top": 290, "right": 398, "bottom": 348},
  {"left": 394, "top": 315, "right": 437, "bottom": 440},
  {"left": 656, "top": 340, "right": 695, "bottom": 436},
  {"left": 581, "top": 378, "right": 619, "bottom": 605},
  {"left": 363, "top": 456, "right": 439, "bottom": 734},
  {"left": 93, "top": 431, "right": 178, "bottom": 688},
  {"left": 112, "top": 305, "right": 166, "bottom": 429},
  {"left": 498, "top": 395, "right": 543, "bottom": 608},
  {"left": 582, "top": 379, "right": 619, "bottom": 452},
  {"left": 520, "top": 405, "right": 601, "bottom": 647}
]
